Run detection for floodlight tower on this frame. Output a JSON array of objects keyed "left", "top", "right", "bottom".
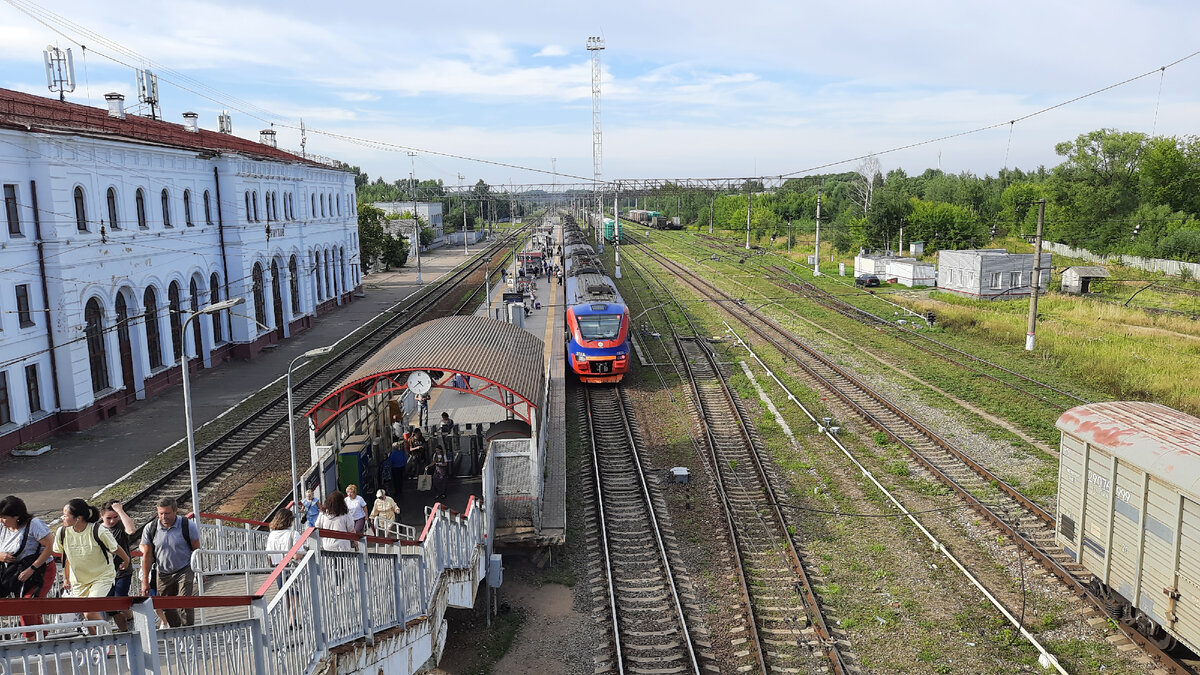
[{"left": 587, "top": 36, "right": 605, "bottom": 252}]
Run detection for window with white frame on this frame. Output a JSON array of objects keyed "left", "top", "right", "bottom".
[
  {"left": 4, "top": 184, "right": 20, "bottom": 236},
  {"left": 1010, "top": 271, "right": 1022, "bottom": 288},
  {"left": 990, "top": 272, "right": 1002, "bottom": 289}
]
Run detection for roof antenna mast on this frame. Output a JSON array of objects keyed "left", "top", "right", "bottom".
[
  {"left": 43, "top": 45, "right": 76, "bottom": 102},
  {"left": 136, "top": 69, "right": 159, "bottom": 120}
]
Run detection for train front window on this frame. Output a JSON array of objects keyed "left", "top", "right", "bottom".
[{"left": 579, "top": 314, "right": 622, "bottom": 340}]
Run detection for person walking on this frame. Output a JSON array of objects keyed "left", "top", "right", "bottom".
[
  {"left": 55, "top": 499, "right": 131, "bottom": 634},
  {"left": 266, "top": 510, "right": 303, "bottom": 588},
  {"left": 140, "top": 497, "right": 200, "bottom": 627},
  {"left": 406, "top": 428, "right": 428, "bottom": 478},
  {"left": 344, "top": 485, "right": 368, "bottom": 536},
  {"left": 414, "top": 391, "right": 431, "bottom": 427},
  {"left": 301, "top": 489, "right": 321, "bottom": 528},
  {"left": 0, "top": 495, "right": 56, "bottom": 640},
  {"left": 390, "top": 415, "right": 404, "bottom": 443},
  {"left": 427, "top": 447, "right": 450, "bottom": 501},
  {"left": 370, "top": 490, "right": 401, "bottom": 532},
  {"left": 438, "top": 412, "right": 455, "bottom": 437},
  {"left": 99, "top": 500, "right": 138, "bottom": 631},
  {"left": 385, "top": 442, "right": 407, "bottom": 501},
  {"left": 315, "top": 491, "right": 354, "bottom": 552}
]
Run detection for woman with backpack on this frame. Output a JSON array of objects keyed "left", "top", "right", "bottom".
[
  {"left": 0, "top": 495, "right": 56, "bottom": 640},
  {"left": 54, "top": 499, "right": 131, "bottom": 633}
]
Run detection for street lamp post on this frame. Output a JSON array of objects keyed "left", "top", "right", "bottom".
[
  {"left": 180, "top": 297, "right": 246, "bottom": 519},
  {"left": 288, "top": 346, "right": 335, "bottom": 522}
]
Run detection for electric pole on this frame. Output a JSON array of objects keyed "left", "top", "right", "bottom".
[
  {"left": 1025, "top": 199, "right": 1046, "bottom": 351},
  {"left": 614, "top": 191, "right": 621, "bottom": 279},
  {"left": 709, "top": 191, "right": 715, "bottom": 234},
  {"left": 814, "top": 189, "right": 822, "bottom": 276},
  {"left": 409, "top": 152, "right": 422, "bottom": 284},
  {"left": 458, "top": 173, "right": 469, "bottom": 255},
  {"left": 745, "top": 183, "right": 752, "bottom": 250}
]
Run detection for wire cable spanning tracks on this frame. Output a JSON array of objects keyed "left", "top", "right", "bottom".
[
  {"left": 583, "top": 386, "right": 701, "bottom": 675},
  {"left": 633, "top": 235, "right": 1192, "bottom": 673},
  {"left": 120, "top": 226, "right": 530, "bottom": 522}
]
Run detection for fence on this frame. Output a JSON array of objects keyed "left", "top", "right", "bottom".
[
  {"left": 0, "top": 498, "right": 488, "bottom": 675},
  {"left": 1044, "top": 241, "right": 1200, "bottom": 278}
]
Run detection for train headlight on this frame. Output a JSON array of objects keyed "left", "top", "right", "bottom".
[
  {"left": 574, "top": 352, "right": 588, "bottom": 362},
  {"left": 615, "top": 352, "right": 627, "bottom": 361}
]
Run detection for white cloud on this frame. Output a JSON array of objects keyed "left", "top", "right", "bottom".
[{"left": 534, "top": 44, "right": 567, "bottom": 57}]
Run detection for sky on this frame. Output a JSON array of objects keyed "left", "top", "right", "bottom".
[{"left": 1, "top": 0, "right": 1198, "bottom": 189}]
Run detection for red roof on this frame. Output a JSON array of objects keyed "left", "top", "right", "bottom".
[{"left": 0, "top": 88, "right": 333, "bottom": 169}]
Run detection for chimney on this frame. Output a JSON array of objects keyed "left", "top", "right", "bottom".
[
  {"left": 259, "top": 128, "right": 277, "bottom": 148},
  {"left": 104, "top": 93, "right": 125, "bottom": 119},
  {"left": 182, "top": 111, "right": 199, "bottom": 133}
]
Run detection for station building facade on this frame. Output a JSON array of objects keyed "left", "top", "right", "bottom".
[{"left": 0, "top": 88, "right": 361, "bottom": 453}]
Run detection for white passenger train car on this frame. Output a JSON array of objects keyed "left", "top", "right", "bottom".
[{"left": 1056, "top": 401, "right": 1200, "bottom": 651}]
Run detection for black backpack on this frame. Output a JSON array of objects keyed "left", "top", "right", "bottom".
[
  {"left": 0, "top": 523, "right": 44, "bottom": 598},
  {"left": 145, "top": 516, "right": 197, "bottom": 553},
  {"left": 57, "top": 522, "right": 111, "bottom": 565}
]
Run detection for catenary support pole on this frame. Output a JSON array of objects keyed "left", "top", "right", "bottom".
[
  {"left": 745, "top": 185, "right": 752, "bottom": 250},
  {"left": 1025, "top": 199, "right": 1046, "bottom": 351},
  {"left": 814, "top": 189, "right": 822, "bottom": 276}
]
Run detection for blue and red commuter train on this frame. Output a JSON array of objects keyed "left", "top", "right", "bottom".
[{"left": 562, "top": 215, "right": 631, "bottom": 384}]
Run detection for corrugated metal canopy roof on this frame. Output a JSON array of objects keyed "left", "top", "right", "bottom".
[
  {"left": 307, "top": 315, "right": 545, "bottom": 433},
  {"left": 1057, "top": 402, "right": 1200, "bottom": 496}
]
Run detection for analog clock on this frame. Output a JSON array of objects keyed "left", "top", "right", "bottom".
[{"left": 407, "top": 370, "right": 432, "bottom": 395}]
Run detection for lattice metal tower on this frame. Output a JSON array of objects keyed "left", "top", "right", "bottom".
[{"left": 586, "top": 37, "right": 605, "bottom": 185}]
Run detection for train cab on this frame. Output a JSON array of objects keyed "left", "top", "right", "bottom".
[{"left": 566, "top": 299, "right": 631, "bottom": 383}]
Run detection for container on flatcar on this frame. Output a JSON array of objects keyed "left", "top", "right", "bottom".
[{"left": 1056, "top": 401, "right": 1200, "bottom": 652}]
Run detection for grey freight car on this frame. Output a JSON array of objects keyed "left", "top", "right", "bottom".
[{"left": 1056, "top": 401, "right": 1200, "bottom": 652}]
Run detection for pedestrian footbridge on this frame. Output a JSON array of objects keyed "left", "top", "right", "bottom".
[{"left": 0, "top": 502, "right": 490, "bottom": 674}]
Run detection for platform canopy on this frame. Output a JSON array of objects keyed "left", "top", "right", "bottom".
[{"left": 307, "top": 315, "right": 546, "bottom": 435}]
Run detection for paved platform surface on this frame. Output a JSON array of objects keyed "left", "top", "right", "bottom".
[{"left": 0, "top": 242, "right": 495, "bottom": 518}]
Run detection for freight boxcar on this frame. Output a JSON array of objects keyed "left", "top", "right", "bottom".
[{"left": 1056, "top": 401, "right": 1200, "bottom": 652}]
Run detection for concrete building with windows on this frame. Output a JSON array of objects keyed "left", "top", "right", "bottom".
[
  {"left": 372, "top": 201, "right": 444, "bottom": 236},
  {"left": 0, "top": 88, "right": 362, "bottom": 454},
  {"left": 937, "top": 249, "right": 1052, "bottom": 299}
]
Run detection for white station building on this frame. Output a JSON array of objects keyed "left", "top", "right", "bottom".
[{"left": 0, "top": 88, "right": 362, "bottom": 454}]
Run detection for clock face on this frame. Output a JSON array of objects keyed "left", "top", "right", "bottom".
[{"left": 407, "top": 370, "right": 432, "bottom": 395}]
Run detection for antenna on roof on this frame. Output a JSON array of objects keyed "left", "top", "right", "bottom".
[
  {"left": 136, "top": 69, "right": 159, "bottom": 120},
  {"left": 300, "top": 118, "right": 307, "bottom": 159},
  {"left": 43, "top": 45, "right": 76, "bottom": 102}
]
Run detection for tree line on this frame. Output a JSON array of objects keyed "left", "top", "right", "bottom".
[{"left": 634, "top": 129, "right": 1200, "bottom": 261}]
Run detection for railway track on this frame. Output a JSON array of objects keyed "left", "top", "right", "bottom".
[
  {"left": 581, "top": 386, "right": 703, "bottom": 675},
  {"left": 620, "top": 247, "right": 855, "bottom": 674},
  {"left": 631, "top": 235, "right": 1193, "bottom": 673},
  {"left": 120, "top": 225, "right": 529, "bottom": 523}
]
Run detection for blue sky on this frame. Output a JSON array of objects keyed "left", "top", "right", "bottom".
[{"left": 1, "top": 0, "right": 1198, "bottom": 187}]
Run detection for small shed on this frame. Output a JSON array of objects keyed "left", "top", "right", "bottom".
[
  {"left": 884, "top": 258, "right": 936, "bottom": 287},
  {"left": 854, "top": 252, "right": 901, "bottom": 277},
  {"left": 1061, "top": 266, "right": 1109, "bottom": 294}
]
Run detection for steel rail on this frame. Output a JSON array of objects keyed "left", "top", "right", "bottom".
[{"left": 583, "top": 386, "right": 700, "bottom": 675}]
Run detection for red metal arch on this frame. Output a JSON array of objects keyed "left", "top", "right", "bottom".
[{"left": 306, "top": 367, "right": 536, "bottom": 436}]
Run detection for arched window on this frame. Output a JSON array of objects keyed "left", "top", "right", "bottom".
[
  {"left": 161, "top": 189, "right": 172, "bottom": 228},
  {"left": 252, "top": 191, "right": 259, "bottom": 221},
  {"left": 289, "top": 255, "right": 299, "bottom": 314},
  {"left": 336, "top": 194, "right": 341, "bottom": 217},
  {"left": 84, "top": 297, "right": 109, "bottom": 393},
  {"left": 245, "top": 191, "right": 251, "bottom": 220},
  {"left": 331, "top": 249, "right": 339, "bottom": 297},
  {"left": 74, "top": 186, "right": 88, "bottom": 231},
  {"left": 183, "top": 190, "right": 193, "bottom": 226},
  {"left": 320, "top": 194, "right": 326, "bottom": 218},
  {"left": 252, "top": 262, "right": 266, "bottom": 328},
  {"left": 209, "top": 273, "right": 223, "bottom": 342},
  {"left": 314, "top": 251, "right": 323, "bottom": 301},
  {"left": 272, "top": 192, "right": 279, "bottom": 221},
  {"left": 136, "top": 188, "right": 147, "bottom": 229},
  {"left": 311, "top": 193, "right": 316, "bottom": 218},
  {"left": 203, "top": 190, "right": 213, "bottom": 225},
  {"left": 324, "top": 250, "right": 332, "bottom": 298},
  {"left": 189, "top": 279, "right": 201, "bottom": 356},
  {"left": 106, "top": 187, "right": 120, "bottom": 230},
  {"left": 265, "top": 193, "right": 272, "bottom": 222},
  {"left": 144, "top": 287, "right": 163, "bottom": 369},
  {"left": 168, "top": 281, "right": 183, "bottom": 361}
]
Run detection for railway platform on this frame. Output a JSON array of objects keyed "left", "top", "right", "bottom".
[{"left": 0, "top": 243, "right": 489, "bottom": 519}]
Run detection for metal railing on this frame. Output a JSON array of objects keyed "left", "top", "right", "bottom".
[{"left": 0, "top": 498, "right": 488, "bottom": 675}]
